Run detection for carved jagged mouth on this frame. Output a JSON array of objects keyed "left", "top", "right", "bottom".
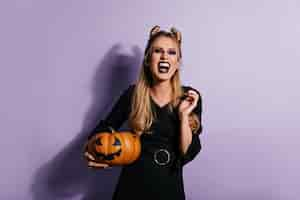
[
  {"left": 95, "top": 149, "right": 122, "bottom": 161},
  {"left": 158, "top": 62, "right": 170, "bottom": 73}
]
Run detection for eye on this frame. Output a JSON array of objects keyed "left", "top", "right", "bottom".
[
  {"left": 168, "top": 50, "right": 177, "bottom": 55},
  {"left": 95, "top": 138, "right": 102, "bottom": 145},
  {"left": 112, "top": 137, "right": 121, "bottom": 146},
  {"left": 153, "top": 48, "right": 162, "bottom": 53}
]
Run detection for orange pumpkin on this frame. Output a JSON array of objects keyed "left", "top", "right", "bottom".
[{"left": 87, "top": 129, "right": 141, "bottom": 166}]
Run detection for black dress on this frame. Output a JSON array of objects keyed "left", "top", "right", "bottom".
[{"left": 88, "top": 85, "right": 203, "bottom": 200}]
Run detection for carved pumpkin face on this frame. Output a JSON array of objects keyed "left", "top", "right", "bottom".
[
  {"left": 87, "top": 131, "right": 141, "bottom": 166},
  {"left": 94, "top": 133, "right": 122, "bottom": 161}
]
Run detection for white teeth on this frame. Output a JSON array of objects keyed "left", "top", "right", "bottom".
[
  {"left": 159, "top": 62, "right": 170, "bottom": 67},
  {"left": 158, "top": 62, "right": 170, "bottom": 73},
  {"left": 159, "top": 68, "right": 168, "bottom": 73}
]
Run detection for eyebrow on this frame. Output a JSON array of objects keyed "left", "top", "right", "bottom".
[{"left": 152, "top": 46, "right": 177, "bottom": 50}]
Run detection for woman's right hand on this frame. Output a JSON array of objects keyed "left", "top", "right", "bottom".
[{"left": 83, "top": 142, "right": 111, "bottom": 169}]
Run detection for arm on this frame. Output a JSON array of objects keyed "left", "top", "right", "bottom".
[
  {"left": 84, "top": 85, "right": 134, "bottom": 168},
  {"left": 178, "top": 88, "right": 203, "bottom": 166},
  {"left": 179, "top": 115, "right": 193, "bottom": 155},
  {"left": 87, "top": 85, "right": 134, "bottom": 139}
]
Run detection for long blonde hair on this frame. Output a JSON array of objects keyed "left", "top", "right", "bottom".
[{"left": 128, "top": 26, "right": 200, "bottom": 135}]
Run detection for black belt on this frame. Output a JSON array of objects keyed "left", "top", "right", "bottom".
[
  {"left": 142, "top": 144, "right": 177, "bottom": 167},
  {"left": 153, "top": 148, "right": 171, "bottom": 166},
  {"left": 141, "top": 134, "right": 182, "bottom": 169}
]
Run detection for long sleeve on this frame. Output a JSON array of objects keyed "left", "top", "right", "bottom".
[
  {"left": 181, "top": 87, "right": 203, "bottom": 166},
  {"left": 88, "top": 85, "right": 134, "bottom": 139}
]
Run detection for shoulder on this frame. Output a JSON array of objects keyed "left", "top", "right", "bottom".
[
  {"left": 119, "top": 84, "right": 136, "bottom": 100},
  {"left": 125, "top": 84, "right": 136, "bottom": 95},
  {"left": 120, "top": 84, "right": 135, "bottom": 94}
]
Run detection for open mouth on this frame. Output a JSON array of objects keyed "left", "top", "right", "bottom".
[{"left": 158, "top": 62, "right": 170, "bottom": 73}]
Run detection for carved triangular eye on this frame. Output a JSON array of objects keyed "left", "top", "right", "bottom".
[
  {"left": 95, "top": 138, "right": 102, "bottom": 145},
  {"left": 113, "top": 137, "right": 121, "bottom": 146}
]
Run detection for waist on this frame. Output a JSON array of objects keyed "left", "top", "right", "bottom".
[{"left": 142, "top": 144, "right": 178, "bottom": 167}]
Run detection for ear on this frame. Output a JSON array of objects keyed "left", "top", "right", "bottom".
[
  {"left": 170, "top": 27, "right": 182, "bottom": 43},
  {"left": 150, "top": 25, "right": 160, "bottom": 37}
]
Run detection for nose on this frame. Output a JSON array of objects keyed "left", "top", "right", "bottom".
[{"left": 160, "top": 50, "right": 168, "bottom": 59}]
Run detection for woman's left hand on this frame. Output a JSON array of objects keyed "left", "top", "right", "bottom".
[{"left": 178, "top": 90, "right": 199, "bottom": 120}]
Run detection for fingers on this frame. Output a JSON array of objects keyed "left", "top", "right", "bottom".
[
  {"left": 84, "top": 152, "right": 111, "bottom": 169},
  {"left": 180, "top": 90, "right": 199, "bottom": 115},
  {"left": 187, "top": 90, "right": 199, "bottom": 100},
  {"left": 183, "top": 90, "right": 199, "bottom": 105},
  {"left": 88, "top": 161, "right": 110, "bottom": 169},
  {"left": 84, "top": 151, "right": 96, "bottom": 161}
]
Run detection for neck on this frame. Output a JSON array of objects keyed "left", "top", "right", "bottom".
[{"left": 150, "top": 81, "right": 173, "bottom": 100}]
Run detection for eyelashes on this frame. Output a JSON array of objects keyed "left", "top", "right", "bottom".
[{"left": 153, "top": 48, "right": 177, "bottom": 55}]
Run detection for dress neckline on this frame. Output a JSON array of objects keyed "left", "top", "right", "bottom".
[{"left": 150, "top": 96, "right": 171, "bottom": 109}]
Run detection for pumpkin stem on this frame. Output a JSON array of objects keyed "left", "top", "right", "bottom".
[{"left": 108, "top": 126, "right": 115, "bottom": 133}]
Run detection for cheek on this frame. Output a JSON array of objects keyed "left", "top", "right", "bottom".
[
  {"left": 171, "top": 59, "right": 179, "bottom": 69},
  {"left": 149, "top": 57, "right": 159, "bottom": 71},
  {"left": 150, "top": 54, "right": 160, "bottom": 64},
  {"left": 149, "top": 62, "right": 156, "bottom": 73}
]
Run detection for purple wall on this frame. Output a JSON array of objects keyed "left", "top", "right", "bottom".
[{"left": 1, "top": 0, "right": 299, "bottom": 199}]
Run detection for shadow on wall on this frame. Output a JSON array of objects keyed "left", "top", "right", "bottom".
[{"left": 31, "top": 44, "right": 142, "bottom": 200}]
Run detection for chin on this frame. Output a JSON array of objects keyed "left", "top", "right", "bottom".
[{"left": 153, "top": 74, "right": 175, "bottom": 82}]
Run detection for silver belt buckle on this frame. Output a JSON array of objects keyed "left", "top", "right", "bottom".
[{"left": 153, "top": 149, "right": 171, "bottom": 166}]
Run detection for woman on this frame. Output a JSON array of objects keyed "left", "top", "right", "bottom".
[{"left": 84, "top": 25, "right": 203, "bottom": 200}]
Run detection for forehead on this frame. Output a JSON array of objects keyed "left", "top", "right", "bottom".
[{"left": 151, "top": 36, "right": 178, "bottom": 49}]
